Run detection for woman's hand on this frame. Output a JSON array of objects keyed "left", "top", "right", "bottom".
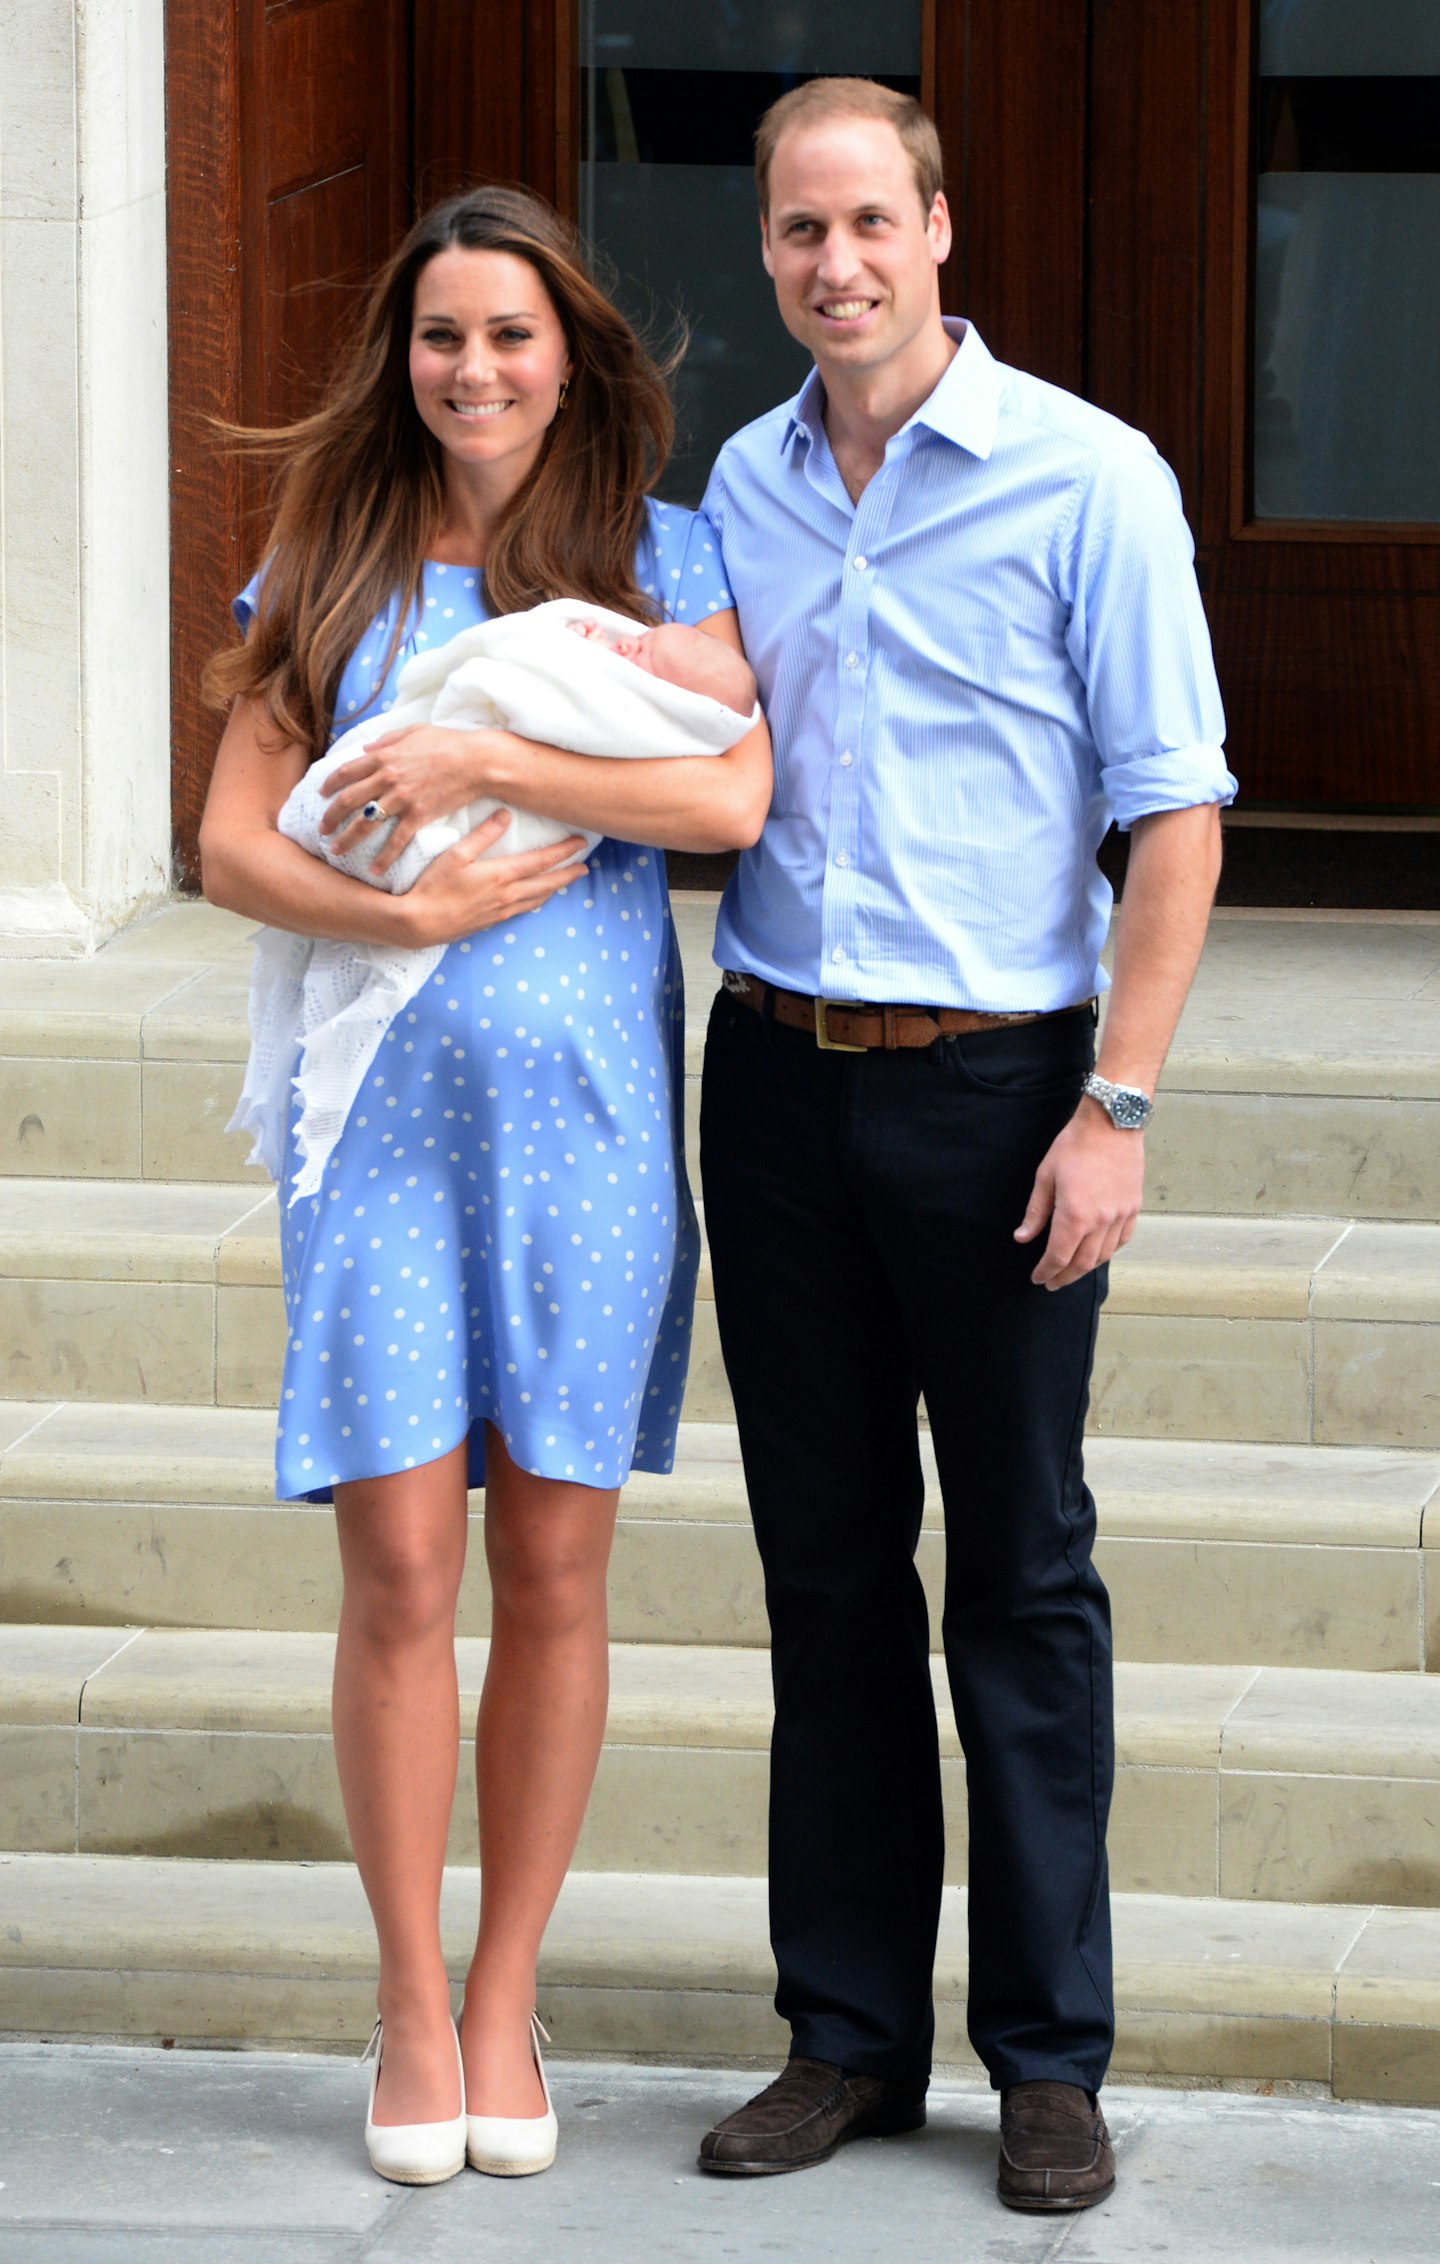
[
  {"left": 397, "top": 812, "right": 590, "bottom": 945},
  {"left": 322, "top": 725, "right": 513, "bottom": 877}
]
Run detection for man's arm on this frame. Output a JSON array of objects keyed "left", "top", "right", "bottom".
[{"left": 1014, "top": 802, "right": 1222, "bottom": 1290}]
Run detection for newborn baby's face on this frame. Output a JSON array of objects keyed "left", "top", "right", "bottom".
[
  {"left": 568, "top": 617, "right": 756, "bottom": 716},
  {"left": 607, "top": 631, "right": 663, "bottom": 674},
  {"left": 568, "top": 617, "right": 659, "bottom": 673}
]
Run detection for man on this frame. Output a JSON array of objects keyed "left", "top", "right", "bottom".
[{"left": 695, "top": 79, "right": 1234, "bottom": 2213}]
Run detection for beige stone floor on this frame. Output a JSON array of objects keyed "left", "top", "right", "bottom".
[
  {"left": 6, "top": 894, "right": 1438, "bottom": 1098},
  {"left": 4, "top": 1850, "right": 1439, "bottom": 2101},
  {"left": 672, "top": 893, "right": 1440, "bottom": 1095}
]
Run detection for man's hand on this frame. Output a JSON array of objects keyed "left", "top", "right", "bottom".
[
  {"left": 1014, "top": 1100, "right": 1144, "bottom": 1290},
  {"left": 1013, "top": 803, "right": 1220, "bottom": 1291}
]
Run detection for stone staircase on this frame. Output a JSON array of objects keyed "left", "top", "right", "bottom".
[{"left": 1, "top": 895, "right": 1438, "bottom": 2103}]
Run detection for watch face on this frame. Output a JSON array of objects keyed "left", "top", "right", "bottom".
[{"left": 1110, "top": 1089, "right": 1151, "bottom": 1129}]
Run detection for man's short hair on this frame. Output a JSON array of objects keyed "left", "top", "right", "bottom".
[{"left": 755, "top": 78, "right": 944, "bottom": 218}]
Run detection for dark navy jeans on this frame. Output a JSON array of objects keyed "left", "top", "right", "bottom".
[{"left": 699, "top": 986, "right": 1114, "bottom": 2093}]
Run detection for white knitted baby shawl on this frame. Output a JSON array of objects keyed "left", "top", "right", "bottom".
[{"left": 230, "top": 598, "right": 755, "bottom": 1202}]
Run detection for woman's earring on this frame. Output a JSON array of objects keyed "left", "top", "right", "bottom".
[{"left": 557, "top": 377, "right": 570, "bottom": 411}]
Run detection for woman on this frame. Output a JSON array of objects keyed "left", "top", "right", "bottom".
[{"left": 200, "top": 185, "right": 769, "bottom": 2185}]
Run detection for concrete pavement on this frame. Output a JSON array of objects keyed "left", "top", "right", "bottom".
[{"left": 0, "top": 2047, "right": 1437, "bottom": 2262}]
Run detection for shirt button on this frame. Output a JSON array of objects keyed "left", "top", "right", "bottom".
[
  {"left": 836, "top": 852, "right": 850, "bottom": 868},
  {"left": 832, "top": 947, "right": 847, "bottom": 964},
  {"left": 845, "top": 652, "right": 859, "bottom": 669},
  {"left": 853, "top": 554, "right": 868, "bottom": 572},
  {"left": 839, "top": 751, "right": 853, "bottom": 768}
]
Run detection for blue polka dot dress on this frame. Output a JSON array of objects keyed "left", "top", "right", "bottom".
[{"left": 235, "top": 500, "right": 735, "bottom": 1500}]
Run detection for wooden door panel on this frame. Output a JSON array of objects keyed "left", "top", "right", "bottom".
[
  {"left": 1086, "top": 0, "right": 1206, "bottom": 504},
  {"left": 168, "top": 0, "right": 410, "bottom": 882},
  {"left": 1220, "top": 536, "right": 1440, "bottom": 596},
  {"left": 262, "top": 1, "right": 377, "bottom": 189},
  {"left": 1208, "top": 588, "right": 1438, "bottom": 806},
  {"left": 935, "top": 0, "right": 1087, "bottom": 392},
  {"left": 245, "top": 0, "right": 407, "bottom": 426},
  {"left": 265, "top": 167, "right": 374, "bottom": 424},
  {"left": 414, "top": 3, "right": 524, "bottom": 203},
  {"left": 412, "top": 0, "right": 571, "bottom": 216}
]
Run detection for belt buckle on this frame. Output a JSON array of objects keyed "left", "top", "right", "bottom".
[{"left": 814, "top": 997, "right": 866, "bottom": 1053}]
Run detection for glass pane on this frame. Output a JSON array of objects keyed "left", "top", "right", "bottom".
[
  {"left": 587, "top": 0, "right": 920, "bottom": 77},
  {"left": 579, "top": 1, "right": 922, "bottom": 505},
  {"left": 1253, "top": 2, "right": 1440, "bottom": 520},
  {"left": 1259, "top": 0, "right": 1440, "bottom": 76}
]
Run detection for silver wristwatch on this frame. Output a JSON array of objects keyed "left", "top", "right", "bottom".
[{"left": 1082, "top": 1071, "right": 1153, "bottom": 1130}]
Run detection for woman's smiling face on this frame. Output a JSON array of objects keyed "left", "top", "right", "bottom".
[{"left": 408, "top": 246, "right": 572, "bottom": 487}]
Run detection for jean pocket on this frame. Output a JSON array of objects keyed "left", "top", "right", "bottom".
[
  {"left": 942, "top": 1014, "right": 1095, "bottom": 1099},
  {"left": 705, "top": 985, "right": 755, "bottom": 1049}
]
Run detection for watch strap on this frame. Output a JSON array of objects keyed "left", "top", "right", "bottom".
[{"left": 1082, "top": 1071, "right": 1153, "bottom": 1129}]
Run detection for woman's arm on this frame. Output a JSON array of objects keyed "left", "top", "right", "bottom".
[
  {"left": 199, "top": 695, "right": 591, "bottom": 945},
  {"left": 319, "top": 609, "right": 774, "bottom": 875},
  {"left": 459, "top": 709, "right": 770, "bottom": 853}
]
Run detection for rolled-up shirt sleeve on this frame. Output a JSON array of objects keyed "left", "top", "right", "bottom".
[{"left": 1059, "top": 444, "right": 1237, "bottom": 830}]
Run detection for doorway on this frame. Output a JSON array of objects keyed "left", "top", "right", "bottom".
[{"left": 165, "top": 0, "right": 1440, "bottom": 886}]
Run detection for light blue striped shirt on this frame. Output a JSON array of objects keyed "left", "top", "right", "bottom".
[{"left": 701, "top": 320, "right": 1235, "bottom": 1010}]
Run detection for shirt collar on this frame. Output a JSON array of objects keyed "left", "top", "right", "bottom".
[{"left": 781, "top": 318, "right": 1001, "bottom": 463}]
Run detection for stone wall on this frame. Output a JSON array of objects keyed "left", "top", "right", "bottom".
[{"left": 0, "top": 0, "right": 170, "bottom": 954}]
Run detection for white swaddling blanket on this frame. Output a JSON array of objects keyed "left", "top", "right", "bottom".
[{"left": 230, "top": 597, "right": 756, "bottom": 1202}]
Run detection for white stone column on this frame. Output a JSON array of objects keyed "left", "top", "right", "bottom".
[{"left": 0, "top": 0, "right": 170, "bottom": 955}]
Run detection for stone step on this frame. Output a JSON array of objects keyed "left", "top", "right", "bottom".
[
  {"left": 0, "top": 1178, "right": 277, "bottom": 1408},
  {"left": 1133, "top": 912, "right": 1440, "bottom": 1226},
  {"left": 1, "top": 1851, "right": 1436, "bottom": 2102},
  {"left": 676, "top": 900, "right": 1440, "bottom": 1223},
  {"left": 3, "top": 1405, "right": 1438, "bottom": 1672},
  {"left": 5, "top": 899, "right": 1440, "bottom": 1220},
  {"left": 6, "top": 1625, "right": 1440, "bottom": 1908},
  {"left": 0, "top": 901, "right": 263, "bottom": 1188},
  {"left": 1, "top": 1179, "right": 1437, "bottom": 1450}
]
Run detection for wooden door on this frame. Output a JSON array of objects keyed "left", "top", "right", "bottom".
[
  {"left": 167, "top": 0, "right": 409, "bottom": 883},
  {"left": 940, "top": 2, "right": 1440, "bottom": 813},
  {"left": 930, "top": 0, "right": 1088, "bottom": 394},
  {"left": 171, "top": 1, "right": 1437, "bottom": 867},
  {"left": 167, "top": 0, "right": 573, "bottom": 882},
  {"left": 412, "top": 0, "right": 574, "bottom": 212},
  {"left": 1084, "top": 0, "right": 1438, "bottom": 811}
]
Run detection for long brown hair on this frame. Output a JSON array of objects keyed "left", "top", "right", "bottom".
[{"left": 204, "top": 186, "right": 675, "bottom": 758}]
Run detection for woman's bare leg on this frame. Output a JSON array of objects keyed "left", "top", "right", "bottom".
[
  {"left": 332, "top": 1441, "right": 469, "bottom": 2125},
  {"left": 461, "top": 1426, "right": 619, "bottom": 2115}
]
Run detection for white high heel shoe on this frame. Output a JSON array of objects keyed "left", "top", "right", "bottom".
[
  {"left": 362, "top": 2015, "right": 467, "bottom": 2185},
  {"left": 465, "top": 2013, "right": 559, "bottom": 2176}
]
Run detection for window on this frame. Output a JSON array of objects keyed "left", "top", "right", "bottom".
[
  {"left": 1253, "top": 0, "right": 1440, "bottom": 521},
  {"left": 579, "top": 0, "right": 922, "bottom": 501}
]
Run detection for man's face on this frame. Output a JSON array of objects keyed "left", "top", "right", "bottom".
[{"left": 762, "top": 118, "right": 951, "bottom": 379}]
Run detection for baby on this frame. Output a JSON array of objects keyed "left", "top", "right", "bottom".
[
  {"left": 568, "top": 614, "right": 757, "bottom": 706},
  {"left": 236, "top": 597, "right": 760, "bottom": 1201},
  {"left": 282, "top": 602, "right": 758, "bottom": 893}
]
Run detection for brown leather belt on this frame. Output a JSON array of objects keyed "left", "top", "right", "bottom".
[{"left": 722, "top": 972, "right": 1094, "bottom": 1053}]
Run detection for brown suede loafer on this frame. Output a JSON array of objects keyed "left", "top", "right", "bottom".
[
  {"left": 698, "top": 2056, "right": 928, "bottom": 2176},
  {"left": 997, "top": 2081, "right": 1115, "bottom": 2211}
]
